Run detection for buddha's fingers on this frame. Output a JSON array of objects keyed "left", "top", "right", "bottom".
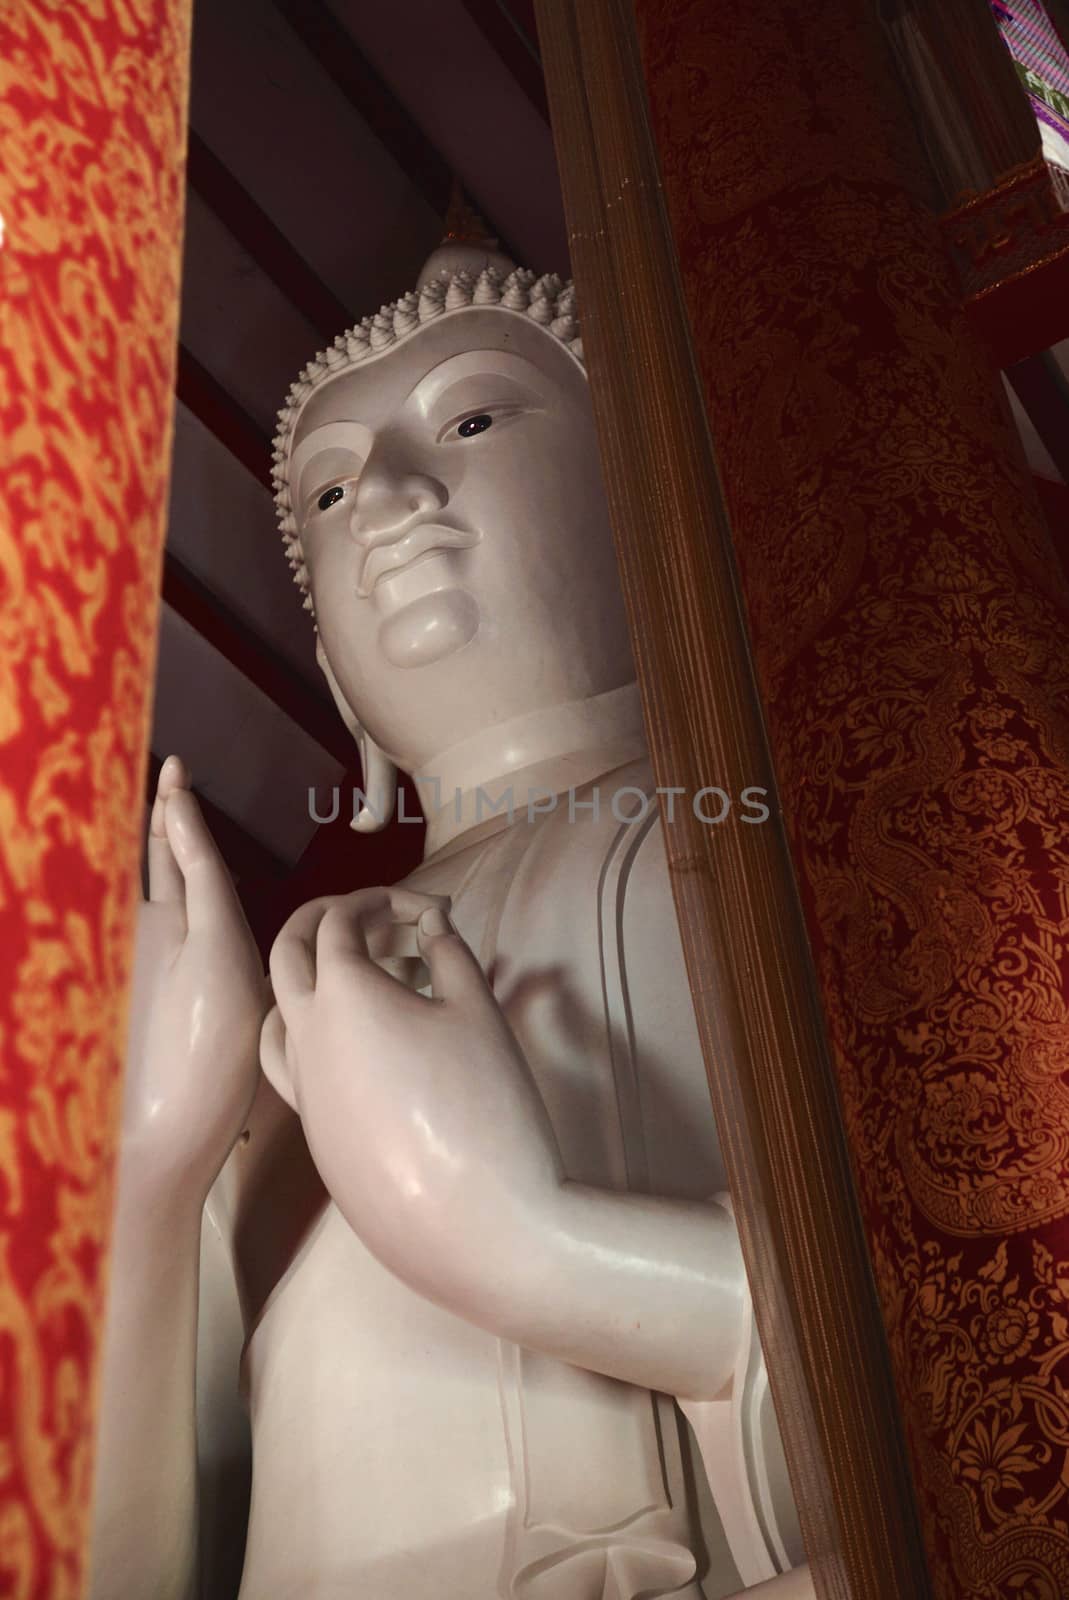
[
  {"left": 270, "top": 907, "right": 324, "bottom": 1012},
  {"left": 314, "top": 903, "right": 403, "bottom": 1012},
  {"left": 259, "top": 1004, "right": 292, "bottom": 1107},
  {"left": 416, "top": 907, "right": 488, "bottom": 1008},
  {"left": 147, "top": 754, "right": 189, "bottom": 906},
  {"left": 314, "top": 894, "right": 440, "bottom": 1020},
  {"left": 328, "top": 886, "right": 452, "bottom": 966},
  {"left": 315, "top": 895, "right": 386, "bottom": 968},
  {"left": 163, "top": 786, "right": 245, "bottom": 939},
  {"left": 376, "top": 886, "right": 452, "bottom": 926},
  {"left": 270, "top": 892, "right": 381, "bottom": 1011}
]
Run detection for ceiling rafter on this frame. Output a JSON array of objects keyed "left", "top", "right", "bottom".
[
  {"left": 162, "top": 553, "right": 354, "bottom": 770},
  {"left": 270, "top": 0, "right": 453, "bottom": 219},
  {"left": 171, "top": 362, "right": 360, "bottom": 779},
  {"left": 186, "top": 130, "right": 352, "bottom": 338},
  {"left": 459, "top": 0, "right": 549, "bottom": 122},
  {"left": 177, "top": 346, "right": 274, "bottom": 487}
]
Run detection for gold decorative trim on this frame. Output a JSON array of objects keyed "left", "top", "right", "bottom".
[
  {"left": 940, "top": 153, "right": 1069, "bottom": 301},
  {"left": 962, "top": 228, "right": 1069, "bottom": 305},
  {"left": 941, "top": 153, "right": 1053, "bottom": 220}
]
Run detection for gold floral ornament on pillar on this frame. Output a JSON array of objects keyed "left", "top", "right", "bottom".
[{"left": 0, "top": 3, "right": 191, "bottom": 1594}]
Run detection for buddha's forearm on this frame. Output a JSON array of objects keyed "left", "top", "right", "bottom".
[
  {"left": 88, "top": 1187, "right": 202, "bottom": 1600},
  {"left": 730, "top": 1567, "right": 816, "bottom": 1598},
  {"left": 490, "top": 1185, "right": 749, "bottom": 1401}
]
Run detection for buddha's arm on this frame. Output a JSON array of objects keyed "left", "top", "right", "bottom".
[
  {"left": 457, "top": 1190, "right": 817, "bottom": 1596},
  {"left": 739, "top": 1570, "right": 816, "bottom": 1598},
  {"left": 267, "top": 893, "right": 749, "bottom": 1401},
  {"left": 487, "top": 1182, "right": 747, "bottom": 1400},
  {"left": 88, "top": 1192, "right": 202, "bottom": 1600},
  {"left": 89, "top": 762, "right": 264, "bottom": 1598}
]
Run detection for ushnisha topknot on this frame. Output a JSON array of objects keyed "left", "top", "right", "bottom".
[{"left": 273, "top": 260, "right": 584, "bottom": 613}]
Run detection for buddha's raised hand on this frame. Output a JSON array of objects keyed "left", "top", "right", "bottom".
[
  {"left": 121, "top": 755, "right": 267, "bottom": 1205},
  {"left": 266, "top": 890, "right": 753, "bottom": 1401},
  {"left": 264, "top": 889, "right": 564, "bottom": 1317}
]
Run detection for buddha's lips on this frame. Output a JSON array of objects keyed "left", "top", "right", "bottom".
[{"left": 357, "top": 523, "right": 479, "bottom": 597}]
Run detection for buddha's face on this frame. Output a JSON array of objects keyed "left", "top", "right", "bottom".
[{"left": 288, "top": 310, "right": 635, "bottom": 771}]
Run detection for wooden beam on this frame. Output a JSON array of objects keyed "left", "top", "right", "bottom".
[
  {"left": 162, "top": 553, "right": 354, "bottom": 770},
  {"left": 459, "top": 0, "right": 550, "bottom": 121},
  {"left": 186, "top": 130, "right": 351, "bottom": 339},
  {"left": 170, "top": 354, "right": 360, "bottom": 773},
  {"left": 270, "top": 0, "right": 452, "bottom": 217},
  {"left": 176, "top": 346, "right": 274, "bottom": 488}
]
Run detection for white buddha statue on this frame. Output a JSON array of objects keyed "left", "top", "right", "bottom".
[{"left": 90, "top": 239, "right": 816, "bottom": 1600}]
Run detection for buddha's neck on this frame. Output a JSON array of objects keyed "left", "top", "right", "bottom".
[{"left": 415, "top": 681, "right": 648, "bottom": 859}]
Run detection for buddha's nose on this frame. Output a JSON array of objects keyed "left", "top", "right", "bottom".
[{"left": 349, "top": 461, "right": 447, "bottom": 546}]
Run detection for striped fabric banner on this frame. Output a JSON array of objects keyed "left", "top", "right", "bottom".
[{"left": 991, "top": 0, "right": 1069, "bottom": 169}]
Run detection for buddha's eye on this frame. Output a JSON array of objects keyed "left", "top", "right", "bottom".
[
  {"left": 317, "top": 485, "right": 345, "bottom": 512},
  {"left": 457, "top": 413, "right": 493, "bottom": 439}
]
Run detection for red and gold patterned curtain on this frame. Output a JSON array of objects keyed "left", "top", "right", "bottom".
[{"left": 0, "top": 6, "right": 190, "bottom": 1594}]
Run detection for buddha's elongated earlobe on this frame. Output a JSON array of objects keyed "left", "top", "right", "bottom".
[
  {"left": 352, "top": 734, "right": 398, "bottom": 835},
  {"left": 315, "top": 640, "right": 397, "bottom": 833}
]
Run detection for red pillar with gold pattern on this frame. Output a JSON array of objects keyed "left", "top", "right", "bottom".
[
  {"left": 633, "top": 1, "right": 1069, "bottom": 1594},
  {"left": 0, "top": 5, "right": 191, "bottom": 1594}
]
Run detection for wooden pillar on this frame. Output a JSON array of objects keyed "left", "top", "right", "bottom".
[
  {"left": 538, "top": 0, "right": 1069, "bottom": 1594},
  {"left": 535, "top": 2, "right": 928, "bottom": 1595},
  {"left": 633, "top": 3, "right": 1069, "bottom": 1590},
  {"left": 0, "top": 6, "right": 191, "bottom": 1594}
]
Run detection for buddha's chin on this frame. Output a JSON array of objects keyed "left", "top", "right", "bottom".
[{"left": 377, "top": 587, "right": 480, "bottom": 669}]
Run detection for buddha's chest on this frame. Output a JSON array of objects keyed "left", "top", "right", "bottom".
[
  {"left": 228, "top": 768, "right": 724, "bottom": 1597},
  {"left": 404, "top": 765, "right": 725, "bottom": 1199},
  {"left": 230, "top": 763, "right": 726, "bottom": 1330}
]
